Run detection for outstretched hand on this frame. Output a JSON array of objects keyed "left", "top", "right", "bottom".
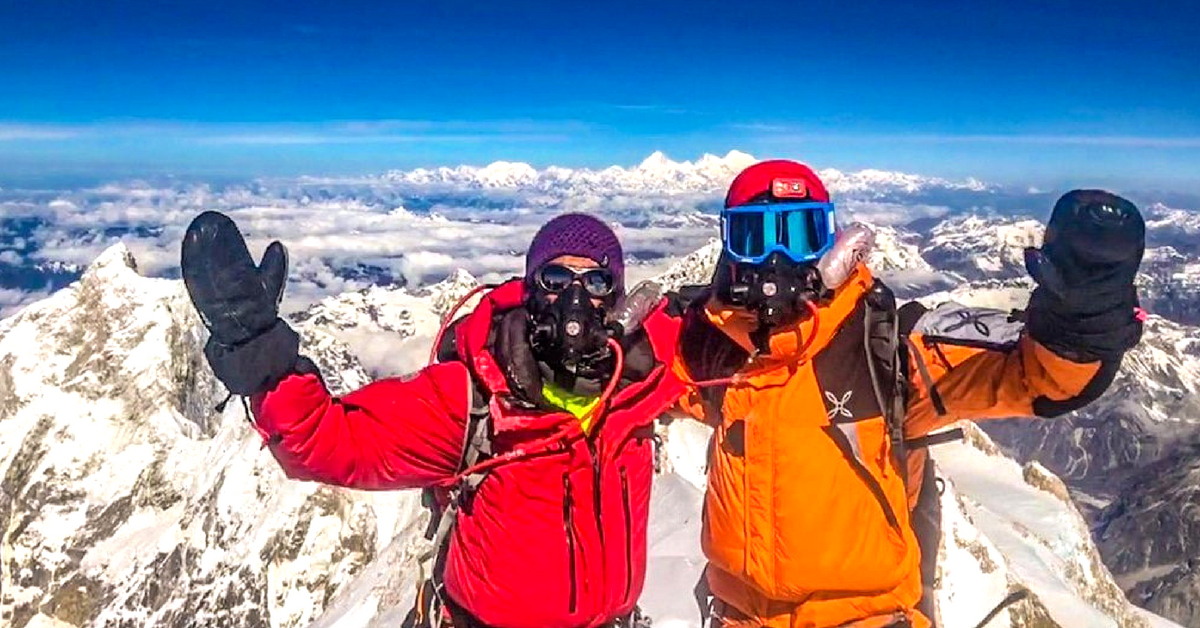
[
  {"left": 182, "top": 211, "right": 288, "bottom": 346},
  {"left": 181, "top": 211, "right": 299, "bottom": 395},
  {"left": 1023, "top": 190, "right": 1145, "bottom": 362}
]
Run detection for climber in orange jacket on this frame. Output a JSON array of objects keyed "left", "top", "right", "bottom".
[{"left": 672, "top": 160, "right": 1146, "bottom": 628}]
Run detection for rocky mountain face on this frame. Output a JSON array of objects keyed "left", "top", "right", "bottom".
[
  {"left": 1136, "top": 247, "right": 1200, "bottom": 327},
  {"left": 920, "top": 215, "right": 1042, "bottom": 282},
  {"left": 0, "top": 244, "right": 430, "bottom": 628},
  {"left": 932, "top": 424, "right": 1152, "bottom": 628},
  {"left": 1093, "top": 444, "right": 1200, "bottom": 625}
]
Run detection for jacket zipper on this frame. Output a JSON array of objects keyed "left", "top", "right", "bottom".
[
  {"left": 620, "top": 466, "right": 633, "bottom": 602},
  {"left": 562, "top": 472, "right": 578, "bottom": 614},
  {"left": 587, "top": 439, "right": 603, "bottom": 526},
  {"left": 823, "top": 426, "right": 902, "bottom": 529},
  {"left": 586, "top": 438, "right": 607, "bottom": 610},
  {"left": 857, "top": 463, "right": 901, "bottom": 529}
]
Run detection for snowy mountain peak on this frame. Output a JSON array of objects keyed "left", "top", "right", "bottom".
[
  {"left": 476, "top": 161, "right": 539, "bottom": 188},
  {"left": 438, "top": 267, "right": 479, "bottom": 289},
  {"left": 652, "top": 238, "right": 721, "bottom": 292},
  {"left": 344, "top": 151, "right": 995, "bottom": 204},
  {"left": 921, "top": 215, "right": 1042, "bottom": 281},
  {"left": 637, "top": 150, "right": 674, "bottom": 172},
  {"left": 635, "top": 150, "right": 758, "bottom": 179},
  {"left": 816, "top": 167, "right": 994, "bottom": 196},
  {"left": 82, "top": 242, "right": 139, "bottom": 280},
  {"left": 0, "top": 244, "right": 393, "bottom": 628},
  {"left": 720, "top": 148, "right": 756, "bottom": 163},
  {"left": 424, "top": 268, "right": 482, "bottom": 317}
]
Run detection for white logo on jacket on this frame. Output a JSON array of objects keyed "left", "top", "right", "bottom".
[{"left": 825, "top": 390, "right": 854, "bottom": 420}]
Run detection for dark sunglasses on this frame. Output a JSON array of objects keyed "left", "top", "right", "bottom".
[{"left": 536, "top": 264, "right": 616, "bottom": 297}]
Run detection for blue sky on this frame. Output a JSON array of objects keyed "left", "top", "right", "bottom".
[{"left": 2, "top": 0, "right": 1198, "bottom": 189}]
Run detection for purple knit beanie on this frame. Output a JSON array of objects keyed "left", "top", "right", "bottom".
[{"left": 525, "top": 213, "right": 625, "bottom": 296}]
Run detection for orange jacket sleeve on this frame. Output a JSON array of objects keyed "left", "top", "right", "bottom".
[{"left": 904, "top": 333, "right": 1105, "bottom": 439}]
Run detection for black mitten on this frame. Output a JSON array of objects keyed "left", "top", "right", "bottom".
[
  {"left": 181, "top": 211, "right": 299, "bottom": 395},
  {"left": 1024, "top": 190, "right": 1145, "bottom": 363}
]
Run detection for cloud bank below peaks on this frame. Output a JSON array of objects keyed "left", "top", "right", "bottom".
[{"left": 0, "top": 151, "right": 1063, "bottom": 317}]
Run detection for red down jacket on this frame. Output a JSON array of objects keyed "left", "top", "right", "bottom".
[{"left": 251, "top": 280, "right": 687, "bottom": 628}]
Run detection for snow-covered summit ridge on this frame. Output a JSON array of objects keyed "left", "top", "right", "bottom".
[
  {"left": 81, "top": 240, "right": 139, "bottom": 277},
  {"left": 351, "top": 150, "right": 995, "bottom": 197},
  {"left": 933, "top": 424, "right": 1156, "bottom": 628}
]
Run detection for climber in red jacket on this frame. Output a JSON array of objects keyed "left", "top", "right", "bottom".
[{"left": 180, "top": 212, "right": 687, "bottom": 628}]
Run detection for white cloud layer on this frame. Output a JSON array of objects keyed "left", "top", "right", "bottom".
[
  {"left": 2, "top": 151, "right": 1188, "bottom": 318},
  {"left": 731, "top": 125, "right": 1200, "bottom": 148},
  {"left": 0, "top": 123, "right": 83, "bottom": 141},
  {"left": 0, "top": 119, "right": 585, "bottom": 144}
]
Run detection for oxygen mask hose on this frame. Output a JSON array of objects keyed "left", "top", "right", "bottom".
[{"left": 587, "top": 337, "right": 625, "bottom": 421}]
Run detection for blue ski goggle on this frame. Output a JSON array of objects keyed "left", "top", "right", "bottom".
[{"left": 721, "top": 201, "right": 838, "bottom": 264}]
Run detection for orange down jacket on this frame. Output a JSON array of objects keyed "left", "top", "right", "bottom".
[{"left": 673, "top": 265, "right": 1104, "bottom": 628}]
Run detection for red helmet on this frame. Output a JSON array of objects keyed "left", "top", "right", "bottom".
[{"left": 724, "top": 159, "right": 830, "bottom": 209}]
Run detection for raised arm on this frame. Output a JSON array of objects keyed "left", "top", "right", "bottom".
[
  {"left": 902, "top": 306, "right": 1111, "bottom": 439},
  {"left": 251, "top": 360, "right": 471, "bottom": 490},
  {"left": 180, "top": 210, "right": 470, "bottom": 491},
  {"left": 904, "top": 190, "right": 1145, "bottom": 438}
]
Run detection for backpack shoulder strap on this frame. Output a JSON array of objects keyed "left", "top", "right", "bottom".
[
  {"left": 663, "top": 284, "right": 710, "bottom": 316},
  {"left": 414, "top": 371, "right": 493, "bottom": 627},
  {"left": 677, "top": 291, "right": 749, "bottom": 421},
  {"left": 863, "top": 280, "right": 908, "bottom": 468},
  {"left": 903, "top": 300, "right": 1026, "bottom": 424},
  {"left": 863, "top": 285, "right": 964, "bottom": 468},
  {"left": 431, "top": 374, "right": 491, "bottom": 545}
]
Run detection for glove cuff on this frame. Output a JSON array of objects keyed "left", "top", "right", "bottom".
[
  {"left": 1026, "top": 292, "right": 1142, "bottom": 363},
  {"left": 204, "top": 318, "right": 301, "bottom": 396}
]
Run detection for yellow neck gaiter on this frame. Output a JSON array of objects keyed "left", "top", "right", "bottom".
[{"left": 542, "top": 382, "right": 601, "bottom": 434}]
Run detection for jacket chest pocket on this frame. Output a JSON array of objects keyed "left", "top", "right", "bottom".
[
  {"left": 744, "top": 420, "right": 914, "bottom": 599},
  {"left": 823, "top": 422, "right": 901, "bottom": 530}
]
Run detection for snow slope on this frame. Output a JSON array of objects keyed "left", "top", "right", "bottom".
[
  {"left": 934, "top": 425, "right": 1148, "bottom": 628},
  {"left": 620, "top": 419, "right": 1174, "bottom": 628}
]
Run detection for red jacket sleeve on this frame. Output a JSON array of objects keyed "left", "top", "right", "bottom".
[{"left": 250, "top": 361, "right": 473, "bottom": 490}]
